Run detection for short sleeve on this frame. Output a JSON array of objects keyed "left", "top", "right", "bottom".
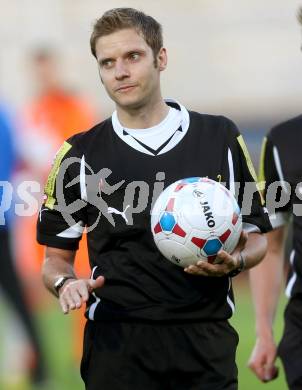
[
  {"left": 258, "top": 134, "right": 291, "bottom": 229},
  {"left": 37, "top": 138, "right": 87, "bottom": 250},
  {"left": 225, "top": 119, "right": 271, "bottom": 233}
]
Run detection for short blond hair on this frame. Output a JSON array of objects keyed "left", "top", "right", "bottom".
[{"left": 90, "top": 8, "right": 163, "bottom": 62}]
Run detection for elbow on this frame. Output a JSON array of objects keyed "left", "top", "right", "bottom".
[{"left": 244, "top": 232, "right": 268, "bottom": 269}]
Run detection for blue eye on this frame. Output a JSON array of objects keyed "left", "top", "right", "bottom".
[
  {"left": 129, "top": 53, "right": 140, "bottom": 60},
  {"left": 101, "top": 59, "right": 114, "bottom": 69},
  {"left": 104, "top": 61, "right": 112, "bottom": 67}
]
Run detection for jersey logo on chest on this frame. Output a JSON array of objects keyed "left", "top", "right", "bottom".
[{"left": 107, "top": 205, "right": 130, "bottom": 224}]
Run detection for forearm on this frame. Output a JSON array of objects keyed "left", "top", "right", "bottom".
[
  {"left": 42, "top": 247, "right": 77, "bottom": 297},
  {"left": 41, "top": 247, "right": 105, "bottom": 314},
  {"left": 241, "top": 232, "right": 267, "bottom": 270},
  {"left": 249, "top": 252, "right": 284, "bottom": 337},
  {"left": 249, "top": 227, "right": 286, "bottom": 337}
]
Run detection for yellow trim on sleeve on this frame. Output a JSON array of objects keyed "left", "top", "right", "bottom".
[
  {"left": 237, "top": 135, "right": 265, "bottom": 205},
  {"left": 44, "top": 141, "right": 72, "bottom": 209},
  {"left": 258, "top": 137, "right": 267, "bottom": 194}
]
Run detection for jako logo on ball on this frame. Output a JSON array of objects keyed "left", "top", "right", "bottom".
[{"left": 151, "top": 177, "right": 242, "bottom": 268}]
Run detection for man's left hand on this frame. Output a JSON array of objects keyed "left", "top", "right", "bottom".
[{"left": 184, "top": 230, "right": 248, "bottom": 277}]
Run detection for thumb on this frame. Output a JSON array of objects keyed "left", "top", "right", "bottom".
[{"left": 88, "top": 275, "right": 105, "bottom": 291}]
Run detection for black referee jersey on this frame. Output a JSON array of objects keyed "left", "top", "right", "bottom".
[
  {"left": 259, "top": 115, "right": 302, "bottom": 299},
  {"left": 37, "top": 101, "right": 270, "bottom": 322}
]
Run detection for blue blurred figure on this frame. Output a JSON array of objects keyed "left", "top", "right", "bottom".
[{"left": 0, "top": 102, "right": 47, "bottom": 387}]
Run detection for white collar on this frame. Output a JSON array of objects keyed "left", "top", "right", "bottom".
[{"left": 112, "top": 98, "right": 190, "bottom": 136}]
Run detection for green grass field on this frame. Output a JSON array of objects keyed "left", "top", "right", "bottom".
[{"left": 0, "top": 281, "right": 288, "bottom": 389}]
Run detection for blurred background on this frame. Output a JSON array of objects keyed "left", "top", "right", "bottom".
[{"left": 0, "top": 0, "right": 300, "bottom": 389}]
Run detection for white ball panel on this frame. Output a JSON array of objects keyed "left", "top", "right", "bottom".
[{"left": 157, "top": 239, "right": 199, "bottom": 268}]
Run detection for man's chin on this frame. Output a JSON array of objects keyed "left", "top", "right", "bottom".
[{"left": 115, "top": 97, "right": 144, "bottom": 111}]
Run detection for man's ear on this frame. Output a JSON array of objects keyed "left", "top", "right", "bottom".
[{"left": 157, "top": 47, "right": 167, "bottom": 71}]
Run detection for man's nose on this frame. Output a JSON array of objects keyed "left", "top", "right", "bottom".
[{"left": 115, "top": 59, "right": 130, "bottom": 80}]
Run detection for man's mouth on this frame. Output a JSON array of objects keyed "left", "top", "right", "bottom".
[{"left": 116, "top": 84, "right": 137, "bottom": 92}]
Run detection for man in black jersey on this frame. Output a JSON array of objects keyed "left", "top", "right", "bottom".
[
  {"left": 37, "top": 8, "right": 270, "bottom": 390},
  {"left": 248, "top": 9, "right": 302, "bottom": 390},
  {"left": 248, "top": 117, "right": 302, "bottom": 389}
]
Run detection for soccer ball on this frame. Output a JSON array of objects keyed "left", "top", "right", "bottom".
[{"left": 151, "top": 177, "right": 242, "bottom": 268}]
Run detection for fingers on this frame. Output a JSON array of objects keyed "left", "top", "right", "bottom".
[
  {"left": 184, "top": 262, "right": 224, "bottom": 276},
  {"left": 184, "top": 260, "right": 228, "bottom": 277},
  {"left": 263, "top": 365, "right": 279, "bottom": 382},
  {"left": 248, "top": 354, "right": 266, "bottom": 381},
  {"left": 248, "top": 339, "right": 278, "bottom": 382},
  {"left": 64, "top": 289, "right": 82, "bottom": 310},
  {"left": 267, "top": 366, "right": 279, "bottom": 381},
  {"left": 59, "top": 279, "right": 91, "bottom": 314},
  {"left": 249, "top": 358, "right": 278, "bottom": 382},
  {"left": 77, "top": 282, "right": 90, "bottom": 302},
  {"left": 262, "top": 350, "right": 279, "bottom": 382},
  {"left": 183, "top": 231, "right": 249, "bottom": 277},
  {"left": 216, "top": 250, "right": 237, "bottom": 268},
  {"left": 184, "top": 250, "right": 237, "bottom": 277},
  {"left": 59, "top": 277, "right": 105, "bottom": 314}
]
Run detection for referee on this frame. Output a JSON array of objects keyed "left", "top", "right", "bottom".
[{"left": 37, "top": 8, "right": 270, "bottom": 390}]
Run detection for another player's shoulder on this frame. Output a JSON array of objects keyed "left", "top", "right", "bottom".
[
  {"left": 269, "top": 114, "right": 302, "bottom": 143},
  {"left": 189, "top": 111, "right": 239, "bottom": 138}
]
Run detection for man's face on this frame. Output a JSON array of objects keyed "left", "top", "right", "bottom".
[
  {"left": 32, "top": 56, "right": 60, "bottom": 93},
  {"left": 95, "top": 28, "right": 167, "bottom": 110}
]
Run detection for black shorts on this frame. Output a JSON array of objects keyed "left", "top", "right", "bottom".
[
  {"left": 278, "top": 295, "right": 302, "bottom": 390},
  {"left": 80, "top": 319, "right": 238, "bottom": 390}
]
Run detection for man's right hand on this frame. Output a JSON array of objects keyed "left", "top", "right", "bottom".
[
  {"left": 248, "top": 335, "right": 279, "bottom": 382},
  {"left": 58, "top": 276, "right": 105, "bottom": 314}
]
